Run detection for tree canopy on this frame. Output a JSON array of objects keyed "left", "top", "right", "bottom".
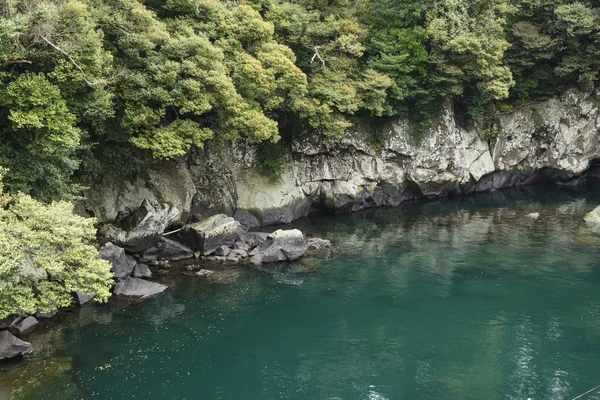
[{"left": 2, "top": 0, "right": 600, "bottom": 199}]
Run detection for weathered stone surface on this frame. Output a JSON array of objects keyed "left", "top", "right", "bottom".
[
  {"left": 141, "top": 237, "right": 193, "bottom": 261},
  {"left": 99, "top": 200, "right": 179, "bottom": 252},
  {"left": 113, "top": 278, "right": 167, "bottom": 299},
  {"left": 251, "top": 229, "right": 307, "bottom": 264},
  {"left": 525, "top": 213, "right": 540, "bottom": 220},
  {"left": 133, "top": 263, "right": 152, "bottom": 278},
  {"left": 0, "top": 331, "right": 33, "bottom": 360},
  {"left": 9, "top": 316, "right": 38, "bottom": 336},
  {"left": 87, "top": 88, "right": 600, "bottom": 229},
  {"left": 98, "top": 242, "right": 136, "bottom": 279},
  {"left": 180, "top": 214, "right": 243, "bottom": 255},
  {"left": 584, "top": 206, "right": 600, "bottom": 224},
  {"left": 306, "top": 238, "right": 332, "bottom": 250},
  {"left": 0, "top": 316, "right": 22, "bottom": 331},
  {"left": 215, "top": 245, "right": 232, "bottom": 257}
]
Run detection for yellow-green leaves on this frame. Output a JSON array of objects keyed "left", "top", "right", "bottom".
[{"left": 0, "top": 173, "right": 113, "bottom": 319}]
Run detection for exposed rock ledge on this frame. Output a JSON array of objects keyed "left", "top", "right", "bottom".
[{"left": 84, "top": 88, "right": 600, "bottom": 231}]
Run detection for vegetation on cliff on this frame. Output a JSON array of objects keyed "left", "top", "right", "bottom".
[{"left": 2, "top": 0, "right": 600, "bottom": 200}]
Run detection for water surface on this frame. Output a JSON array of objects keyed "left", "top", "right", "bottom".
[{"left": 4, "top": 185, "right": 600, "bottom": 400}]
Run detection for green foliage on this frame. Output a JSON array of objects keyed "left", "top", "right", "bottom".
[
  {"left": 256, "top": 140, "right": 289, "bottom": 180},
  {"left": 2, "top": 0, "right": 600, "bottom": 201},
  {"left": 0, "top": 169, "right": 112, "bottom": 319}
]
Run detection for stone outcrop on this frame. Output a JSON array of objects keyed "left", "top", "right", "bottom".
[
  {"left": 250, "top": 229, "right": 307, "bottom": 264},
  {"left": 180, "top": 214, "right": 243, "bottom": 255},
  {"left": 0, "top": 331, "right": 33, "bottom": 360},
  {"left": 9, "top": 317, "right": 38, "bottom": 336},
  {"left": 140, "top": 237, "right": 194, "bottom": 262},
  {"left": 84, "top": 88, "right": 600, "bottom": 233},
  {"left": 98, "top": 242, "right": 136, "bottom": 279}
]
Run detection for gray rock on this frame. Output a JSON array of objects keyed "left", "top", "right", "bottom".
[
  {"left": 0, "top": 331, "right": 33, "bottom": 360},
  {"left": 141, "top": 237, "right": 193, "bottom": 262},
  {"left": 99, "top": 199, "right": 180, "bottom": 252},
  {"left": 196, "top": 269, "right": 215, "bottom": 277},
  {"left": 0, "top": 315, "right": 22, "bottom": 331},
  {"left": 206, "top": 255, "right": 226, "bottom": 262},
  {"left": 113, "top": 278, "right": 167, "bottom": 299},
  {"left": 9, "top": 316, "right": 38, "bottom": 336},
  {"left": 243, "top": 232, "right": 270, "bottom": 248},
  {"left": 98, "top": 242, "right": 136, "bottom": 279},
  {"left": 133, "top": 263, "right": 152, "bottom": 278},
  {"left": 252, "top": 229, "right": 307, "bottom": 264},
  {"left": 306, "top": 237, "right": 332, "bottom": 250},
  {"left": 584, "top": 206, "right": 600, "bottom": 224},
  {"left": 525, "top": 213, "right": 540, "bottom": 220},
  {"left": 215, "top": 245, "right": 232, "bottom": 257},
  {"left": 180, "top": 214, "right": 243, "bottom": 255},
  {"left": 234, "top": 241, "right": 250, "bottom": 252},
  {"left": 72, "top": 292, "right": 94, "bottom": 306}
]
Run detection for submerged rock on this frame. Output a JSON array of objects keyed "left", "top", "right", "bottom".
[
  {"left": 98, "top": 242, "right": 136, "bottom": 279},
  {"left": 525, "top": 213, "right": 540, "bottom": 220},
  {"left": 0, "top": 331, "right": 33, "bottom": 360},
  {"left": 9, "top": 317, "right": 38, "bottom": 336},
  {"left": 35, "top": 310, "right": 57, "bottom": 319},
  {"left": 180, "top": 214, "right": 243, "bottom": 255},
  {"left": 113, "top": 278, "right": 167, "bottom": 299},
  {"left": 206, "top": 270, "right": 241, "bottom": 284},
  {"left": 584, "top": 206, "right": 600, "bottom": 224},
  {"left": 306, "top": 237, "right": 332, "bottom": 250},
  {"left": 195, "top": 269, "right": 215, "bottom": 277}
]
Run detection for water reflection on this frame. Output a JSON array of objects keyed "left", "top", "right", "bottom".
[{"left": 5, "top": 183, "right": 600, "bottom": 399}]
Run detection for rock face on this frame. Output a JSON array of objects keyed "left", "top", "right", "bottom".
[
  {"left": 98, "top": 242, "right": 136, "bottom": 279},
  {"left": 0, "top": 331, "right": 33, "bottom": 360},
  {"left": 9, "top": 317, "right": 38, "bottom": 336},
  {"left": 180, "top": 214, "right": 243, "bottom": 255},
  {"left": 250, "top": 229, "right": 307, "bottom": 264},
  {"left": 85, "top": 88, "right": 600, "bottom": 231},
  {"left": 140, "top": 237, "right": 193, "bottom": 262},
  {"left": 113, "top": 278, "right": 167, "bottom": 299}
]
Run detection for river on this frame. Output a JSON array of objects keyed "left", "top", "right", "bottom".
[{"left": 3, "top": 184, "right": 600, "bottom": 400}]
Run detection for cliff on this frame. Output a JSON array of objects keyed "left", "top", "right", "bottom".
[{"left": 85, "top": 88, "right": 600, "bottom": 234}]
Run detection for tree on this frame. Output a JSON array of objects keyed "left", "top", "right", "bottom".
[{"left": 0, "top": 168, "right": 113, "bottom": 319}]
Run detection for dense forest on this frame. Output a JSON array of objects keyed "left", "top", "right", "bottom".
[
  {"left": 2, "top": 0, "right": 600, "bottom": 201},
  {"left": 2, "top": 0, "right": 600, "bottom": 313}
]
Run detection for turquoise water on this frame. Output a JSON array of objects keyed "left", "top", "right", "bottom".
[{"left": 5, "top": 185, "right": 600, "bottom": 399}]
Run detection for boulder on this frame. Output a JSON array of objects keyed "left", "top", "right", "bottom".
[
  {"left": 72, "top": 292, "right": 94, "bottom": 306},
  {"left": 113, "top": 278, "right": 167, "bottom": 299},
  {"left": 306, "top": 237, "right": 332, "bottom": 250},
  {"left": 133, "top": 264, "right": 152, "bottom": 278},
  {"left": 243, "top": 232, "right": 269, "bottom": 248},
  {"left": 215, "top": 245, "right": 232, "bottom": 257},
  {"left": 250, "top": 229, "right": 307, "bottom": 264},
  {"left": 140, "top": 237, "right": 193, "bottom": 262},
  {"left": 98, "top": 242, "right": 136, "bottom": 279},
  {"left": 584, "top": 206, "right": 600, "bottom": 224},
  {"left": 234, "top": 241, "right": 250, "bottom": 252},
  {"left": 0, "top": 331, "right": 33, "bottom": 360},
  {"left": 99, "top": 199, "right": 179, "bottom": 252},
  {"left": 0, "top": 315, "right": 22, "bottom": 331},
  {"left": 196, "top": 269, "right": 215, "bottom": 277},
  {"left": 180, "top": 214, "right": 243, "bottom": 255},
  {"left": 9, "top": 316, "right": 38, "bottom": 336}
]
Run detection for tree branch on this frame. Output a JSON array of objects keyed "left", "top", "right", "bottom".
[
  {"left": 1, "top": 60, "right": 32, "bottom": 65},
  {"left": 41, "top": 36, "right": 102, "bottom": 87}
]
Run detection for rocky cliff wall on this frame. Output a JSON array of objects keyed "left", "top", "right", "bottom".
[{"left": 85, "top": 88, "right": 600, "bottom": 232}]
